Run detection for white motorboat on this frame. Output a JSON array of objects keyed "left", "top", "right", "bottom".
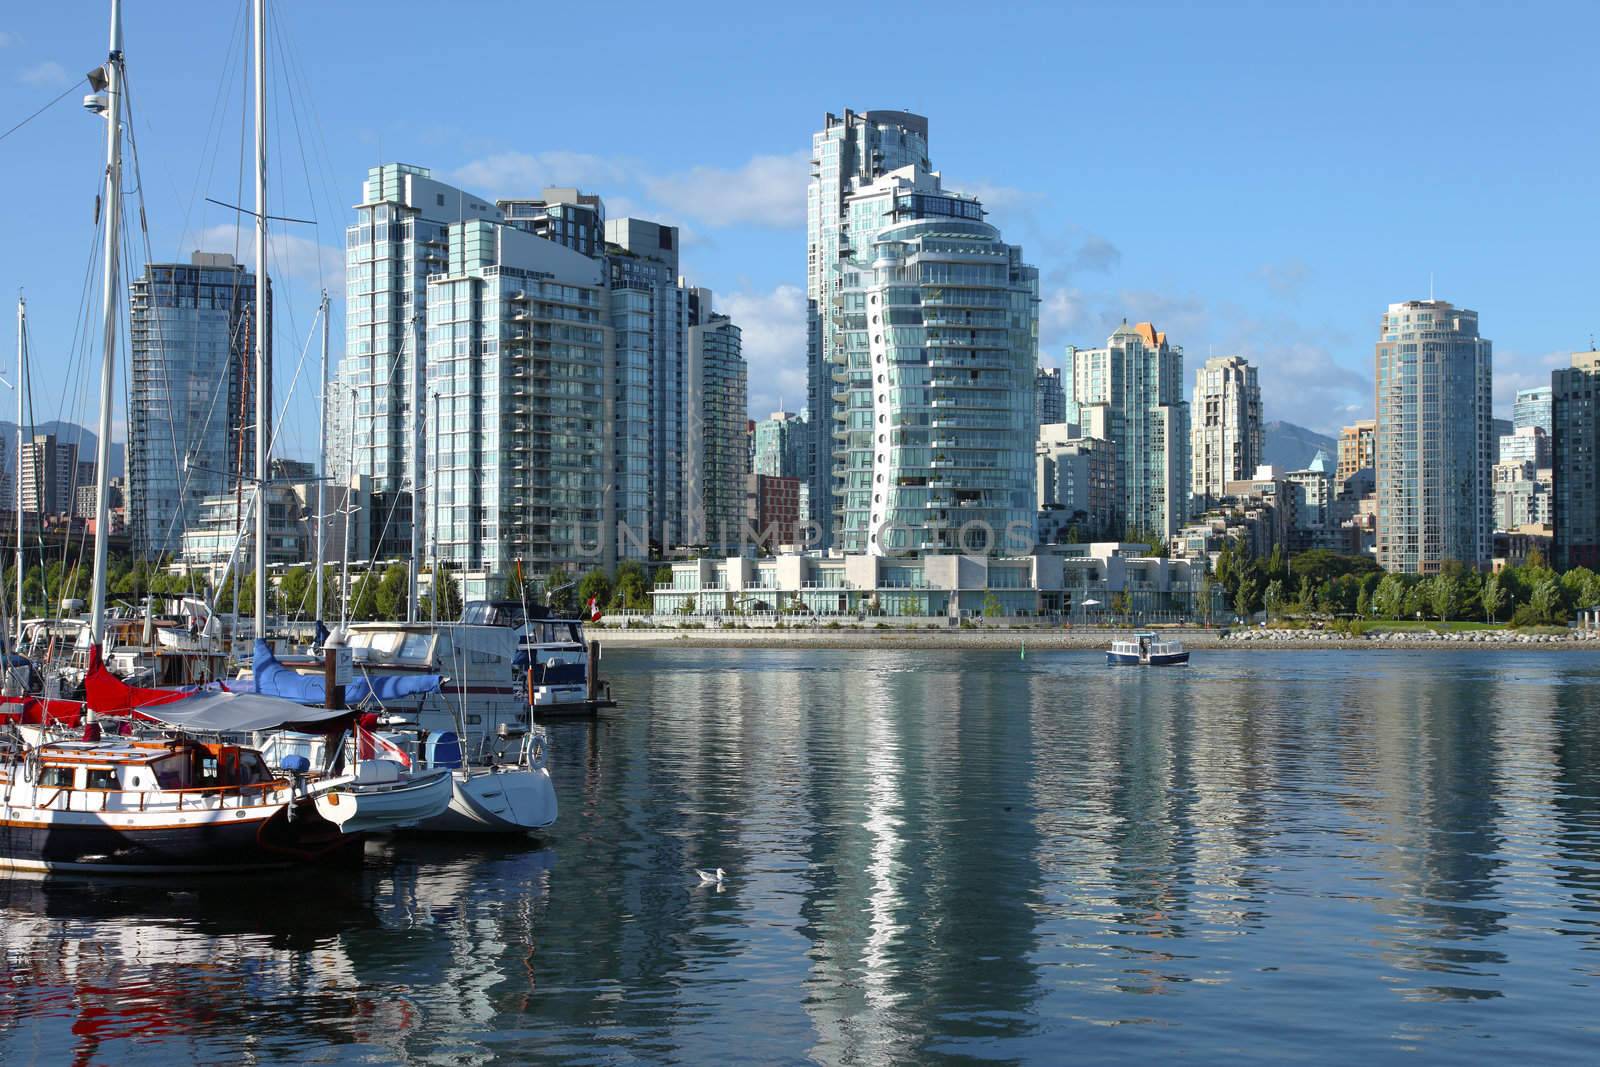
[{"left": 1106, "top": 631, "right": 1190, "bottom": 666}]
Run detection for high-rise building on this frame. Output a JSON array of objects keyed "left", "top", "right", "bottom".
[
  {"left": 20, "top": 434, "right": 89, "bottom": 518},
  {"left": 344, "top": 164, "right": 501, "bottom": 500},
  {"left": 1336, "top": 419, "right": 1377, "bottom": 485},
  {"left": 1493, "top": 460, "right": 1551, "bottom": 531},
  {"left": 1553, "top": 350, "right": 1600, "bottom": 568},
  {"left": 1499, "top": 425, "right": 1551, "bottom": 470},
  {"left": 421, "top": 216, "right": 610, "bottom": 576},
  {"left": 687, "top": 292, "right": 747, "bottom": 551},
  {"left": 1190, "top": 355, "right": 1261, "bottom": 507},
  {"left": 1514, "top": 385, "right": 1553, "bottom": 435},
  {"left": 807, "top": 109, "right": 931, "bottom": 547},
  {"left": 754, "top": 410, "right": 807, "bottom": 479},
  {"left": 827, "top": 163, "right": 1038, "bottom": 555},
  {"left": 1035, "top": 366, "right": 1066, "bottom": 428},
  {"left": 1374, "top": 299, "right": 1493, "bottom": 572},
  {"left": 128, "top": 252, "right": 267, "bottom": 559},
  {"left": 601, "top": 215, "right": 688, "bottom": 555},
  {"left": 347, "top": 164, "right": 743, "bottom": 579},
  {"left": 1036, "top": 423, "right": 1117, "bottom": 541},
  {"left": 1069, "top": 322, "right": 1191, "bottom": 537}
]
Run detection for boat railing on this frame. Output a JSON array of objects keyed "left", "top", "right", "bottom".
[{"left": 26, "top": 779, "right": 290, "bottom": 813}]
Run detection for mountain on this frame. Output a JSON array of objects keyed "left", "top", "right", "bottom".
[
  {"left": 1263, "top": 420, "right": 1336, "bottom": 472},
  {"left": 0, "top": 421, "right": 126, "bottom": 478}
]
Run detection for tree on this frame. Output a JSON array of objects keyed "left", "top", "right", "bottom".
[
  {"left": 982, "top": 592, "right": 1004, "bottom": 618},
  {"left": 1431, "top": 573, "right": 1461, "bottom": 622},
  {"left": 1482, "top": 574, "right": 1506, "bottom": 623},
  {"left": 278, "top": 566, "right": 313, "bottom": 620},
  {"left": 374, "top": 563, "right": 410, "bottom": 620},
  {"left": 1110, "top": 591, "right": 1131, "bottom": 620},
  {"left": 1264, "top": 579, "right": 1285, "bottom": 620},
  {"left": 1233, "top": 578, "right": 1258, "bottom": 621},
  {"left": 677, "top": 596, "right": 697, "bottom": 616},
  {"left": 613, "top": 561, "right": 651, "bottom": 611},
  {"left": 1372, "top": 575, "right": 1406, "bottom": 619},
  {"left": 1530, "top": 576, "right": 1565, "bottom": 625},
  {"left": 1296, "top": 575, "right": 1314, "bottom": 612},
  {"left": 422, "top": 567, "right": 462, "bottom": 621},
  {"left": 349, "top": 572, "right": 380, "bottom": 621},
  {"left": 577, "top": 569, "right": 614, "bottom": 613}
]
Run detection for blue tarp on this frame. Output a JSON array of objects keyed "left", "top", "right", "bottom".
[{"left": 250, "top": 639, "right": 443, "bottom": 706}]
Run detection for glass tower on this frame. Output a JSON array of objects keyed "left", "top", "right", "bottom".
[
  {"left": 1514, "top": 385, "right": 1552, "bottom": 435},
  {"left": 1552, "top": 350, "right": 1600, "bottom": 568},
  {"left": 807, "top": 110, "right": 930, "bottom": 547},
  {"left": 830, "top": 164, "right": 1039, "bottom": 556},
  {"left": 1374, "top": 299, "right": 1493, "bottom": 572},
  {"left": 1069, "top": 323, "right": 1191, "bottom": 537},
  {"left": 128, "top": 252, "right": 268, "bottom": 559}
]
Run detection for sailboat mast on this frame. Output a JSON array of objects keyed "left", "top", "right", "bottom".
[
  {"left": 315, "top": 289, "right": 328, "bottom": 623},
  {"left": 15, "top": 296, "right": 24, "bottom": 643},
  {"left": 253, "top": 0, "right": 268, "bottom": 640},
  {"left": 408, "top": 313, "right": 422, "bottom": 623},
  {"left": 88, "top": 0, "right": 124, "bottom": 647}
]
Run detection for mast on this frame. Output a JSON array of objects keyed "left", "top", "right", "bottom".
[
  {"left": 252, "top": 0, "right": 268, "bottom": 640},
  {"left": 341, "top": 389, "right": 355, "bottom": 627},
  {"left": 88, "top": 0, "right": 124, "bottom": 646},
  {"left": 15, "top": 296, "right": 24, "bottom": 642},
  {"left": 315, "top": 289, "right": 328, "bottom": 624},
  {"left": 408, "top": 312, "right": 422, "bottom": 623},
  {"left": 429, "top": 390, "right": 439, "bottom": 624}
]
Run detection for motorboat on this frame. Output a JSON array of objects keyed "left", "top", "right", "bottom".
[
  {"left": 1106, "top": 631, "right": 1190, "bottom": 666},
  {"left": 0, "top": 734, "right": 353, "bottom": 873}
]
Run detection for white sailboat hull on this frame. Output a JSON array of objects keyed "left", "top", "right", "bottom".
[{"left": 412, "top": 765, "right": 558, "bottom": 834}]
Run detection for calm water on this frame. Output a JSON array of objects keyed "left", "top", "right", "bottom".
[{"left": 5, "top": 648, "right": 1600, "bottom": 1064}]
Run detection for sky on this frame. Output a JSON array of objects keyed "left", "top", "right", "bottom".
[{"left": 1, "top": 0, "right": 1597, "bottom": 461}]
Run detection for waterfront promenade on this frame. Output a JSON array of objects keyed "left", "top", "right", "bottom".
[{"left": 595, "top": 622, "right": 1600, "bottom": 651}]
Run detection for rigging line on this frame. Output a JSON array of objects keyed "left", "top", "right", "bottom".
[
  {"left": 173, "top": 0, "right": 248, "bottom": 259},
  {"left": 0, "top": 78, "right": 88, "bottom": 144},
  {"left": 202, "top": 197, "right": 317, "bottom": 225},
  {"left": 269, "top": 9, "right": 328, "bottom": 299}
]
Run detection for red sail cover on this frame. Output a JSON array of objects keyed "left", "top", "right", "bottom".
[
  {"left": 83, "top": 646, "right": 192, "bottom": 715},
  {"left": 0, "top": 695, "right": 85, "bottom": 728}
]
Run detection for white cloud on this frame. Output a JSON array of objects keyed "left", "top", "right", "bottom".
[
  {"left": 963, "top": 181, "right": 1041, "bottom": 214},
  {"left": 722, "top": 284, "right": 807, "bottom": 416},
  {"left": 191, "top": 224, "right": 346, "bottom": 297},
  {"left": 447, "top": 150, "right": 630, "bottom": 200},
  {"left": 1492, "top": 349, "right": 1567, "bottom": 415},
  {"left": 1257, "top": 260, "right": 1310, "bottom": 300},
  {"left": 642, "top": 153, "right": 808, "bottom": 229},
  {"left": 19, "top": 60, "right": 68, "bottom": 87}
]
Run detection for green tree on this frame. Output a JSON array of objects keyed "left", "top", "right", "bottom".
[
  {"left": 577, "top": 569, "right": 614, "bottom": 613},
  {"left": 1233, "top": 577, "right": 1258, "bottom": 621},
  {"left": 422, "top": 567, "right": 462, "bottom": 620},
  {"left": 278, "top": 566, "right": 313, "bottom": 619},
  {"left": 982, "top": 592, "right": 1004, "bottom": 618},
  {"left": 1530, "top": 576, "right": 1565, "bottom": 625},
  {"left": 1430, "top": 573, "right": 1461, "bottom": 622},
  {"left": 1264, "top": 579, "right": 1285, "bottom": 620},
  {"left": 1296, "top": 575, "right": 1314, "bottom": 612},
  {"left": 1482, "top": 573, "right": 1506, "bottom": 623},
  {"left": 1372, "top": 574, "right": 1406, "bottom": 619},
  {"left": 613, "top": 560, "right": 651, "bottom": 610},
  {"left": 374, "top": 563, "right": 410, "bottom": 620},
  {"left": 349, "top": 571, "right": 381, "bottom": 621},
  {"left": 1109, "top": 591, "right": 1131, "bottom": 620}
]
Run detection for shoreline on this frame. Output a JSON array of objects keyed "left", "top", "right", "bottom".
[{"left": 593, "top": 627, "right": 1600, "bottom": 652}]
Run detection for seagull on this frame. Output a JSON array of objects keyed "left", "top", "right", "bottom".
[{"left": 695, "top": 867, "right": 725, "bottom": 886}]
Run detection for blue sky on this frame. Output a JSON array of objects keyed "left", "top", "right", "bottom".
[{"left": 2, "top": 0, "right": 1596, "bottom": 459}]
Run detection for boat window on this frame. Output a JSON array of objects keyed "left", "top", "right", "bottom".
[
  {"left": 399, "top": 633, "right": 433, "bottom": 662},
  {"left": 86, "top": 768, "right": 118, "bottom": 790},
  {"left": 373, "top": 632, "right": 403, "bottom": 657},
  {"left": 150, "top": 753, "right": 188, "bottom": 789},
  {"left": 237, "top": 751, "right": 271, "bottom": 785},
  {"left": 39, "top": 766, "right": 74, "bottom": 788}
]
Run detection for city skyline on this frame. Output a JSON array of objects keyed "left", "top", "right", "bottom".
[{"left": 2, "top": 1, "right": 1596, "bottom": 464}]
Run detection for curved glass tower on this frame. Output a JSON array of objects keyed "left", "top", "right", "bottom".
[{"left": 834, "top": 178, "right": 1038, "bottom": 555}]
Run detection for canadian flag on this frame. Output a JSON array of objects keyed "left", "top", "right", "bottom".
[{"left": 588, "top": 596, "right": 603, "bottom": 623}]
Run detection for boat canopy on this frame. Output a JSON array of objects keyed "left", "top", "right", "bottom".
[
  {"left": 84, "top": 648, "right": 349, "bottom": 732},
  {"left": 250, "top": 640, "right": 443, "bottom": 705}
]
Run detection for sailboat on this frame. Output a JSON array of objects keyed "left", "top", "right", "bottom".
[{"left": 0, "top": 0, "right": 452, "bottom": 870}]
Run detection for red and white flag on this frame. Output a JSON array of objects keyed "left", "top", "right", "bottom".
[{"left": 588, "top": 596, "right": 603, "bottom": 622}]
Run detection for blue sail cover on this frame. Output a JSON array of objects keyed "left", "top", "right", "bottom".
[{"left": 251, "top": 640, "right": 443, "bottom": 706}]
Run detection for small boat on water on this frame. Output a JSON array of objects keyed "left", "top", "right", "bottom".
[{"left": 1106, "top": 632, "right": 1190, "bottom": 666}]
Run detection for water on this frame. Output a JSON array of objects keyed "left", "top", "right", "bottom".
[{"left": 5, "top": 648, "right": 1600, "bottom": 1064}]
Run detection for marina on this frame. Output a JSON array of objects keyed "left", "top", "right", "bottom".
[{"left": 4, "top": 647, "right": 1600, "bottom": 1062}]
